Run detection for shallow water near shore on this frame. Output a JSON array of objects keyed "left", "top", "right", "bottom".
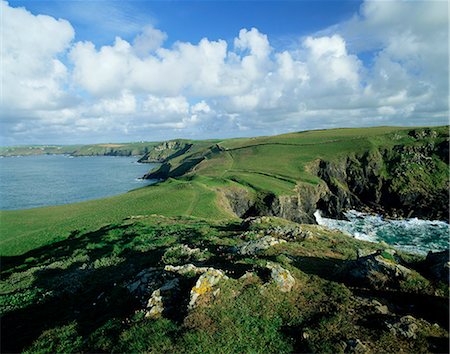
[
  {"left": 314, "top": 210, "right": 449, "bottom": 255},
  {"left": 0, "top": 155, "right": 158, "bottom": 210}
]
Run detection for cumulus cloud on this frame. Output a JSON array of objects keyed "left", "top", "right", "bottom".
[
  {"left": 1, "top": 0, "right": 448, "bottom": 145},
  {"left": 132, "top": 26, "right": 167, "bottom": 57},
  {"left": 1, "top": 0, "right": 74, "bottom": 111}
]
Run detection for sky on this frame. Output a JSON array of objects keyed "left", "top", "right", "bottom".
[{"left": 1, "top": 0, "right": 448, "bottom": 145}]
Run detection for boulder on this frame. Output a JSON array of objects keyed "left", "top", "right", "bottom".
[
  {"left": 423, "top": 250, "right": 450, "bottom": 282},
  {"left": 238, "top": 236, "right": 286, "bottom": 255},
  {"left": 189, "top": 269, "right": 228, "bottom": 308},
  {"left": 349, "top": 251, "right": 416, "bottom": 289},
  {"left": 126, "top": 268, "right": 163, "bottom": 299},
  {"left": 266, "top": 262, "right": 295, "bottom": 292},
  {"left": 345, "top": 339, "right": 369, "bottom": 353},
  {"left": 387, "top": 315, "right": 419, "bottom": 339},
  {"left": 164, "top": 264, "right": 210, "bottom": 276},
  {"left": 145, "top": 278, "right": 180, "bottom": 319}
]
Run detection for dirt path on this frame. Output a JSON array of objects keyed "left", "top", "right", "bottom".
[{"left": 185, "top": 187, "right": 200, "bottom": 216}]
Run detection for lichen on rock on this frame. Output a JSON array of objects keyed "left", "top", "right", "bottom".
[
  {"left": 238, "top": 236, "right": 286, "bottom": 255},
  {"left": 145, "top": 278, "right": 180, "bottom": 319},
  {"left": 188, "top": 268, "right": 228, "bottom": 308},
  {"left": 266, "top": 262, "right": 295, "bottom": 292}
]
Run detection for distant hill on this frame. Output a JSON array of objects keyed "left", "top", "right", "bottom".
[{"left": 0, "top": 142, "right": 160, "bottom": 157}]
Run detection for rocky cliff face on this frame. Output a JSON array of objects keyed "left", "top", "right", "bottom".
[
  {"left": 224, "top": 129, "right": 449, "bottom": 223},
  {"left": 138, "top": 141, "right": 192, "bottom": 163},
  {"left": 314, "top": 135, "right": 449, "bottom": 221}
]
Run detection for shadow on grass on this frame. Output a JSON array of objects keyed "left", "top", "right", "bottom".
[
  {"left": 1, "top": 224, "right": 130, "bottom": 274},
  {"left": 290, "top": 255, "right": 347, "bottom": 281},
  {"left": 0, "top": 222, "right": 184, "bottom": 353}
]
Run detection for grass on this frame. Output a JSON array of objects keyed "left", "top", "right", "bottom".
[
  {"left": 2, "top": 216, "right": 447, "bottom": 353},
  {"left": 0, "top": 179, "right": 235, "bottom": 256},
  {"left": 1, "top": 125, "right": 448, "bottom": 257}
]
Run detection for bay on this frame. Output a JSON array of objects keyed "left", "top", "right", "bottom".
[{"left": 0, "top": 155, "right": 158, "bottom": 210}]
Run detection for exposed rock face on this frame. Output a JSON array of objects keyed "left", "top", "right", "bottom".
[
  {"left": 223, "top": 129, "right": 449, "bottom": 222},
  {"left": 269, "top": 183, "right": 330, "bottom": 223},
  {"left": 145, "top": 278, "right": 180, "bottom": 319},
  {"left": 266, "top": 262, "right": 295, "bottom": 292},
  {"left": 222, "top": 188, "right": 255, "bottom": 218},
  {"left": 224, "top": 183, "right": 329, "bottom": 224},
  {"left": 138, "top": 141, "right": 192, "bottom": 163},
  {"left": 387, "top": 315, "right": 419, "bottom": 339},
  {"left": 348, "top": 251, "right": 421, "bottom": 290},
  {"left": 238, "top": 236, "right": 286, "bottom": 255},
  {"left": 188, "top": 269, "right": 228, "bottom": 308},
  {"left": 422, "top": 250, "right": 450, "bottom": 282},
  {"left": 164, "top": 264, "right": 211, "bottom": 276}
]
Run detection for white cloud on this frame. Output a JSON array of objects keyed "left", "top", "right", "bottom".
[
  {"left": 1, "top": 0, "right": 448, "bottom": 145},
  {"left": 133, "top": 26, "right": 167, "bottom": 57},
  {"left": 1, "top": 0, "right": 74, "bottom": 111}
]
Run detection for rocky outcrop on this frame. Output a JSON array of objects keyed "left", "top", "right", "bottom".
[
  {"left": 238, "top": 236, "right": 286, "bottom": 255},
  {"left": 420, "top": 250, "right": 450, "bottom": 282},
  {"left": 266, "top": 262, "right": 295, "bottom": 292},
  {"left": 346, "top": 251, "right": 429, "bottom": 291},
  {"left": 138, "top": 141, "right": 192, "bottom": 163},
  {"left": 387, "top": 315, "right": 419, "bottom": 339},
  {"left": 164, "top": 264, "right": 211, "bottom": 276},
  {"left": 188, "top": 268, "right": 228, "bottom": 308},
  {"left": 145, "top": 278, "right": 180, "bottom": 319}
]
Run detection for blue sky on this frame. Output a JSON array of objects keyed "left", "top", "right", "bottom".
[
  {"left": 1, "top": 0, "right": 448, "bottom": 145},
  {"left": 10, "top": 1, "right": 363, "bottom": 49}
]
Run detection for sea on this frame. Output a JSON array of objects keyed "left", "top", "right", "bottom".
[
  {"left": 314, "top": 210, "right": 449, "bottom": 255},
  {"left": 0, "top": 154, "right": 158, "bottom": 210},
  {"left": 0, "top": 154, "right": 448, "bottom": 254}
]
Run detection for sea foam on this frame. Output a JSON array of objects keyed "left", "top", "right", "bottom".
[{"left": 314, "top": 210, "right": 449, "bottom": 255}]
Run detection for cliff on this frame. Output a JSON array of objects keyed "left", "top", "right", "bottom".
[
  {"left": 142, "top": 127, "right": 449, "bottom": 223},
  {"left": 138, "top": 140, "right": 192, "bottom": 163}
]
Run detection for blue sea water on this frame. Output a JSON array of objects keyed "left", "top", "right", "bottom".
[
  {"left": 0, "top": 155, "right": 158, "bottom": 210},
  {"left": 315, "top": 210, "right": 449, "bottom": 255}
]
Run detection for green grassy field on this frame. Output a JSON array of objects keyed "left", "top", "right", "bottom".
[
  {"left": 0, "top": 179, "right": 234, "bottom": 256},
  {"left": 1, "top": 125, "right": 448, "bottom": 256},
  {"left": 2, "top": 215, "right": 448, "bottom": 353}
]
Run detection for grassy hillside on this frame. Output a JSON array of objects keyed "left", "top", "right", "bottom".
[
  {"left": 0, "top": 179, "right": 234, "bottom": 256},
  {"left": 0, "top": 142, "right": 159, "bottom": 157},
  {"left": 0, "top": 126, "right": 448, "bottom": 256},
  {"left": 1, "top": 215, "right": 448, "bottom": 353}
]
